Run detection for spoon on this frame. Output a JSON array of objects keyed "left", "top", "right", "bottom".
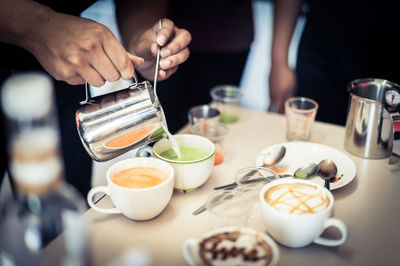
[
  {"left": 201, "top": 163, "right": 320, "bottom": 216},
  {"left": 262, "top": 145, "right": 286, "bottom": 167},
  {"left": 292, "top": 162, "right": 320, "bottom": 178},
  {"left": 213, "top": 162, "right": 319, "bottom": 190},
  {"left": 153, "top": 20, "right": 181, "bottom": 158},
  {"left": 212, "top": 146, "right": 286, "bottom": 191},
  {"left": 318, "top": 159, "right": 337, "bottom": 190}
]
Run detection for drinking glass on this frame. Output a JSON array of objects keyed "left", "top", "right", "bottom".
[
  {"left": 234, "top": 167, "right": 279, "bottom": 232},
  {"left": 285, "top": 97, "right": 318, "bottom": 141},
  {"left": 205, "top": 190, "right": 254, "bottom": 229},
  {"left": 210, "top": 85, "right": 242, "bottom": 124},
  {"left": 187, "top": 104, "right": 220, "bottom": 127},
  {"left": 190, "top": 120, "right": 229, "bottom": 165}
]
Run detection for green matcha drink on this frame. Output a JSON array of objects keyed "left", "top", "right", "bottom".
[
  {"left": 160, "top": 146, "right": 209, "bottom": 161},
  {"left": 219, "top": 112, "right": 239, "bottom": 124}
]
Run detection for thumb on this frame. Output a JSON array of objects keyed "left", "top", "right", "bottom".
[{"left": 127, "top": 52, "right": 144, "bottom": 68}]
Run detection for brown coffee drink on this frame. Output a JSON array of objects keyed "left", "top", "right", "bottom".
[{"left": 112, "top": 167, "right": 168, "bottom": 189}]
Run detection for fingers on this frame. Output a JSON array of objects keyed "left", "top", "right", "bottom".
[
  {"left": 276, "top": 99, "right": 285, "bottom": 113},
  {"left": 85, "top": 35, "right": 144, "bottom": 86},
  {"left": 127, "top": 52, "right": 145, "bottom": 68},
  {"left": 155, "top": 19, "right": 191, "bottom": 71},
  {"left": 158, "top": 66, "right": 179, "bottom": 80},
  {"left": 133, "top": 19, "right": 191, "bottom": 81},
  {"left": 155, "top": 18, "right": 192, "bottom": 54},
  {"left": 80, "top": 66, "right": 107, "bottom": 87},
  {"left": 52, "top": 60, "right": 104, "bottom": 87},
  {"left": 88, "top": 48, "right": 121, "bottom": 82},
  {"left": 155, "top": 18, "right": 175, "bottom": 46},
  {"left": 160, "top": 47, "right": 190, "bottom": 70},
  {"left": 160, "top": 28, "right": 191, "bottom": 58},
  {"left": 65, "top": 75, "right": 86, "bottom": 86},
  {"left": 102, "top": 32, "right": 143, "bottom": 80}
]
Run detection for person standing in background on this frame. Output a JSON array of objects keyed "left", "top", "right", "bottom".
[
  {"left": 0, "top": 0, "right": 191, "bottom": 197},
  {"left": 118, "top": 0, "right": 254, "bottom": 133},
  {"left": 269, "top": 0, "right": 400, "bottom": 125}
]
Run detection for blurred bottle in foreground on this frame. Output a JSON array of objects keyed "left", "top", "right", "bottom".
[{"left": 0, "top": 72, "right": 88, "bottom": 266}]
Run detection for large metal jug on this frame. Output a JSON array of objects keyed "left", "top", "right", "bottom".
[
  {"left": 344, "top": 78, "right": 400, "bottom": 159},
  {"left": 75, "top": 79, "right": 166, "bottom": 162}
]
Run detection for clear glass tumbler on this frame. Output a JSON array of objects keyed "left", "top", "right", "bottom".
[
  {"left": 190, "top": 120, "right": 229, "bottom": 165},
  {"left": 210, "top": 85, "right": 242, "bottom": 124},
  {"left": 234, "top": 166, "right": 279, "bottom": 232},
  {"left": 285, "top": 97, "right": 318, "bottom": 141}
]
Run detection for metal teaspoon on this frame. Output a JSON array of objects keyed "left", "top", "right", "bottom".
[
  {"left": 213, "top": 145, "right": 287, "bottom": 190},
  {"left": 318, "top": 159, "right": 338, "bottom": 190}
]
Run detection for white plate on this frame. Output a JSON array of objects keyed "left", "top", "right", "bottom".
[{"left": 256, "top": 142, "right": 357, "bottom": 190}]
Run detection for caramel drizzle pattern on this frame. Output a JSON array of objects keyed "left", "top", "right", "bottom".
[
  {"left": 199, "top": 231, "right": 272, "bottom": 266},
  {"left": 268, "top": 185, "right": 329, "bottom": 214}
]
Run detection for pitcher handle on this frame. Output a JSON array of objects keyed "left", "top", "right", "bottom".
[
  {"left": 133, "top": 71, "right": 138, "bottom": 85},
  {"left": 80, "top": 81, "right": 92, "bottom": 105},
  {"left": 80, "top": 72, "right": 139, "bottom": 105}
]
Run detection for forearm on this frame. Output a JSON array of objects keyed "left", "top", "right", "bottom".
[
  {"left": 0, "top": 0, "right": 55, "bottom": 51},
  {"left": 115, "top": 0, "right": 168, "bottom": 53},
  {"left": 271, "top": 0, "right": 303, "bottom": 68}
]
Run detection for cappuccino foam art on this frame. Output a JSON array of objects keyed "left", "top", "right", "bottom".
[
  {"left": 198, "top": 230, "right": 274, "bottom": 266},
  {"left": 264, "top": 183, "right": 330, "bottom": 214}
]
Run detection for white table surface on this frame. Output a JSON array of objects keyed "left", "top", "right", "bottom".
[{"left": 43, "top": 107, "right": 400, "bottom": 266}]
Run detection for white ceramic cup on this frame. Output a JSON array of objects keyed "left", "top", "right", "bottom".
[
  {"left": 137, "top": 134, "right": 215, "bottom": 192},
  {"left": 87, "top": 157, "right": 174, "bottom": 220},
  {"left": 183, "top": 226, "right": 279, "bottom": 266},
  {"left": 259, "top": 178, "right": 347, "bottom": 248}
]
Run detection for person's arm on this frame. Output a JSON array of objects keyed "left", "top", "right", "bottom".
[
  {"left": 115, "top": 0, "right": 191, "bottom": 81},
  {"left": 269, "top": 0, "right": 303, "bottom": 112},
  {"left": 0, "top": 0, "right": 143, "bottom": 87}
]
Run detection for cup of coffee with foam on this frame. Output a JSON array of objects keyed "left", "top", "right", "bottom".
[
  {"left": 259, "top": 178, "right": 347, "bottom": 248},
  {"left": 87, "top": 157, "right": 174, "bottom": 220},
  {"left": 183, "top": 226, "right": 279, "bottom": 266}
]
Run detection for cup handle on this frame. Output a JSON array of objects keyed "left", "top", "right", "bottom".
[
  {"left": 87, "top": 186, "right": 121, "bottom": 214},
  {"left": 135, "top": 146, "right": 154, "bottom": 158},
  {"left": 182, "top": 238, "right": 199, "bottom": 266},
  {"left": 314, "top": 218, "right": 348, "bottom": 246}
]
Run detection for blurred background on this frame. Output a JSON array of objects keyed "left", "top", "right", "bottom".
[{"left": 0, "top": 0, "right": 305, "bottom": 202}]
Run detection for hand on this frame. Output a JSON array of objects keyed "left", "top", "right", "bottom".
[
  {"left": 268, "top": 64, "right": 297, "bottom": 113},
  {"left": 129, "top": 18, "right": 191, "bottom": 81},
  {"left": 26, "top": 12, "right": 144, "bottom": 87}
]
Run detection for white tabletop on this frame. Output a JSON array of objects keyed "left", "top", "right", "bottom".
[{"left": 43, "top": 107, "right": 400, "bottom": 265}]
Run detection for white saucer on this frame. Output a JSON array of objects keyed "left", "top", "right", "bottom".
[{"left": 256, "top": 142, "right": 357, "bottom": 190}]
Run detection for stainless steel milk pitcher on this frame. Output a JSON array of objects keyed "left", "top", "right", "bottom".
[
  {"left": 344, "top": 78, "right": 400, "bottom": 159},
  {"left": 76, "top": 80, "right": 165, "bottom": 161}
]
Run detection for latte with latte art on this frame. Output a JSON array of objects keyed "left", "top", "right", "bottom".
[
  {"left": 199, "top": 230, "right": 274, "bottom": 266},
  {"left": 264, "top": 183, "right": 330, "bottom": 214}
]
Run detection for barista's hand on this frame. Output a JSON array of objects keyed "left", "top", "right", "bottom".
[
  {"left": 26, "top": 12, "right": 144, "bottom": 87},
  {"left": 269, "top": 64, "right": 297, "bottom": 113},
  {"left": 130, "top": 18, "right": 191, "bottom": 81}
]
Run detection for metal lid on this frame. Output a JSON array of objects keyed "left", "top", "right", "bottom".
[{"left": 347, "top": 78, "right": 400, "bottom": 103}]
